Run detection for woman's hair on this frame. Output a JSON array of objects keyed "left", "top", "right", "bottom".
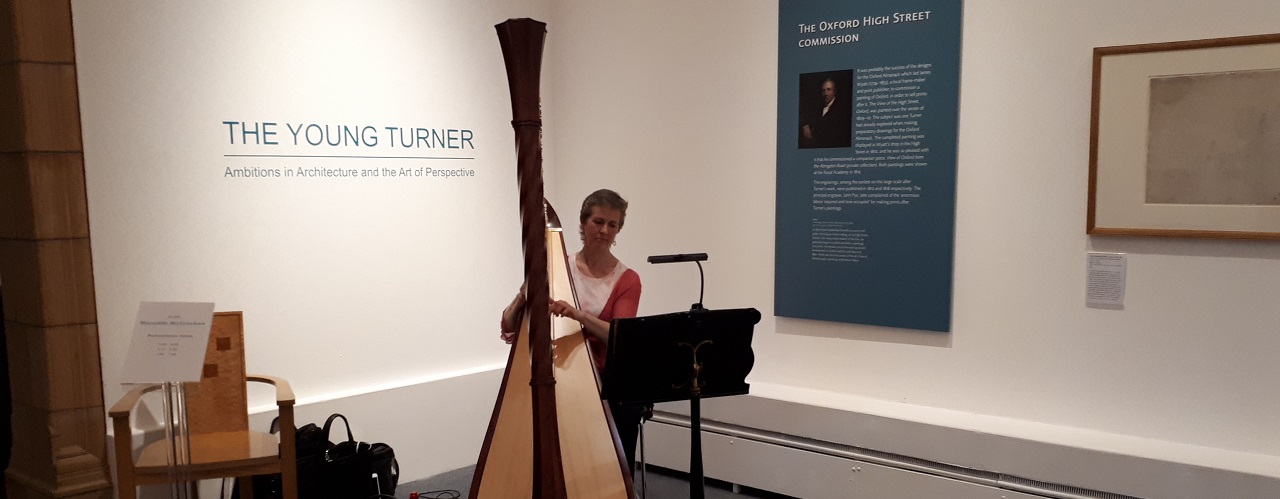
[{"left": 579, "top": 188, "right": 629, "bottom": 238}]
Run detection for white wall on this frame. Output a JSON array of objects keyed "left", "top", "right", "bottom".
[
  {"left": 72, "top": 0, "right": 550, "bottom": 482},
  {"left": 547, "top": 0, "right": 1280, "bottom": 481},
  {"left": 75, "top": 0, "right": 554, "bottom": 405}
]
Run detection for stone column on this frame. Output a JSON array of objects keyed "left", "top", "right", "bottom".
[{"left": 0, "top": 0, "right": 112, "bottom": 497}]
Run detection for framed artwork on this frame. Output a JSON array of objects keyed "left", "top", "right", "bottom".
[{"left": 1088, "top": 33, "right": 1280, "bottom": 240}]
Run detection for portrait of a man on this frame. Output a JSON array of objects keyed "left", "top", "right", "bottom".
[{"left": 799, "top": 70, "right": 853, "bottom": 149}]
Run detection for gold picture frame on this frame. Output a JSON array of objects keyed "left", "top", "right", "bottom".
[{"left": 1088, "top": 33, "right": 1280, "bottom": 240}]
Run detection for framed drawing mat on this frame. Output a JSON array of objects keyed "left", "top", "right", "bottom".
[{"left": 1089, "top": 33, "right": 1280, "bottom": 240}]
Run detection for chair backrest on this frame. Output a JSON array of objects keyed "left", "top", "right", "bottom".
[{"left": 183, "top": 311, "right": 249, "bottom": 434}]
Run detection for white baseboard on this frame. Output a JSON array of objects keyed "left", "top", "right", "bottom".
[
  {"left": 246, "top": 366, "right": 503, "bottom": 484},
  {"left": 644, "top": 388, "right": 1280, "bottom": 499},
  {"left": 120, "top": 371, "right": 1280, "bottom": 498},
  {"left": 643, "top": 420, "right": 1056, "bottom": 499}
]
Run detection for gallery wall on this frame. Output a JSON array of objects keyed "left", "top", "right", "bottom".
[
  {"left": 71, "top": 0, "right": 1280, "bottom": 487},
  {"left": 547, "top": 0, "right": 1280, "bottom": 474}
]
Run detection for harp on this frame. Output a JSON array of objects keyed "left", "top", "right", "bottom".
[{"left": 469, "top": 19, "right": 634, "bottom": 499}]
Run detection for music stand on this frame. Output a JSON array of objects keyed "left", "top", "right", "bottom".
[{"left": 603, "top": 307, "right": 761, "bottom": 499}]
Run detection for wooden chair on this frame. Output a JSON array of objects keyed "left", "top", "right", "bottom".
[{"left": 109, "top": 311, "right": 297, "bottom": 499}]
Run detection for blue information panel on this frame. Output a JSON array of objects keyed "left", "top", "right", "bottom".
[{"left": 775, "top": 1, "right": 963, "bottom": 331}]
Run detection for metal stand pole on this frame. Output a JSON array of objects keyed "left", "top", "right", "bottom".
[
  {"left": 161, "top": 381, "right": 194, "bottom": 498},
  {"left": 689, "top": 393, "right": 705, "bottom": 499}
]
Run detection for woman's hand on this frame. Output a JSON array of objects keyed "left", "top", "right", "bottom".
[
  {"left": 499, "top": 322, "right": 517, "bottom": 344},
  {"left": 549, "top": 299, "right": 581, "bottom": 322},
  {"left": 499, "top": 288, "right": 527, "bottom": 345},
  {"left": 550, "top": 298, "right": 612, "bottom": 343}
]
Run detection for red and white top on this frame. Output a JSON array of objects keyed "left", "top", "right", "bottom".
[{"left": 569, "top": 251, "right": 642, "bottom": 370}]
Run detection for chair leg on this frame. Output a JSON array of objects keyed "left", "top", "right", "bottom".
[
  {"left": 281, "top": 465, "right": 298, "bottom": 499},
  {"left": 113, "top": 418, "right": 138, "bottom": 499},
  {"left": 237, "top": 477, "right": 255, "bottom": 499},
  {"left": 117, "top": 481, "right": 137, "bottom": 499}
]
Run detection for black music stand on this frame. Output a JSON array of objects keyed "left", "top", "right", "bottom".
[{"left": 603, "top": 307, "right": 760, "bottom": 499}]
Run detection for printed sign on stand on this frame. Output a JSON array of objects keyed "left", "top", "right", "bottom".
[{"left": 120, "top": 302, "right": 216, "bottom": 383}]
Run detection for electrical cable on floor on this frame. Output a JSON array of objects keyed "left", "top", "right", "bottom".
[{"left": 407, "top": 490, "right": 461, "bottom": 499}]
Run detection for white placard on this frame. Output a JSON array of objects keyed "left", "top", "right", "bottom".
[
  {"left": 120, "top": 302, "right": 216, "bottom": 383},
  {"left": 1086, "top": 253, "right": 1127, "bottom": 307}
]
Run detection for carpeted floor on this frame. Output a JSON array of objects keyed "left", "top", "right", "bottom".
[{"left": 395, "top": 464, "right": 795, "bottom": 499}]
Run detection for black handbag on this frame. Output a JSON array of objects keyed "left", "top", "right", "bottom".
[
  {"left": 319, "top": 414, "right": 400, "bottom": 498},
  {"left": 236, "top": 414, "right": 400, "bottom": 499},
  {"left": 234, "top": 418, "right": 333, "bottom": 499}
]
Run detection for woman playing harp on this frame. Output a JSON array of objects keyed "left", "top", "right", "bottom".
[
  {"left": 473, "top": 18, "right": 637, "bottom": 499},
  {"left": 500, "top": 189, "right": 644, "bottom": 469}
]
